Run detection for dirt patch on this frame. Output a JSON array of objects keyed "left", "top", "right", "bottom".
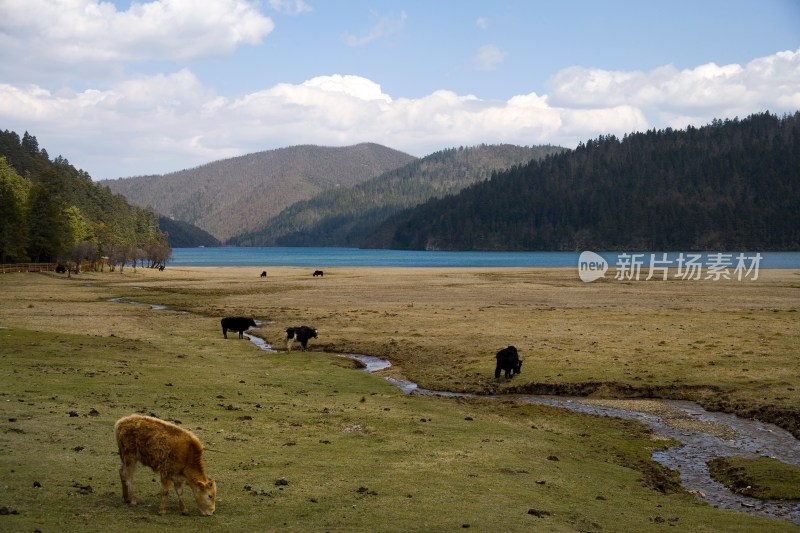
[
  {"left": 499, "top": 381, "right": 800, "bottom": 439},
  {"left": 698, "top": 400, "right": 800, "bottom": 441}
]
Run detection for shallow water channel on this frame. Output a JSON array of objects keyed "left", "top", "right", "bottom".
[
  {"left": 336, "top": 353, "right": 800, "bottom": 526},
  {"left": 110, "top": 297, "right": 799, "bottom": 525}
]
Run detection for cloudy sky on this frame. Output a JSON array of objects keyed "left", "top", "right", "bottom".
[{"left": 1, "top": 0, "right": 799, "bottom": 180}]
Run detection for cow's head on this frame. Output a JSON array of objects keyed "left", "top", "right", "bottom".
[
  {"left": 193, "top": 479, "right": 217, "bottom": 516},
  {"left": 515, "top": 360, "right": 523, "bottom": 375},
  {"left": 312, "top": 329, "right": 318, "bottom": 338},
  {"left": 248, "top": 319, "right": 257, "bottom": 328}
]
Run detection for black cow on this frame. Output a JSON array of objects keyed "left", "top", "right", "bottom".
[
  {"left": 286, "top": 326, "right": 318, "bottom": 351},
  {"left": 55, "top": 264, "right": 66, "bottom": 274},
  {"left": 260, "top": 271, "right": 267, "bottom": 277},
  {"left": 221, "top": 317, "right": 257, "bottom": 339},
  {"left": 313, "top": 270, "right": 324, "bottom": 277},
  {"left": 495, "top": 345, "right": 522, "bottom": 380}
]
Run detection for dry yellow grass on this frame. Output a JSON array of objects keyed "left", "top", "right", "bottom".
[{"left": 3, "top": 266, "right": 796, "bottom": 435}]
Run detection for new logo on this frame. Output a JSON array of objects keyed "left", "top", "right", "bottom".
[{"left": 578, "top": 251, "right": 607, "bottom": 283}]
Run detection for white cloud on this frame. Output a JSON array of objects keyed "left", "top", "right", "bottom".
[
  {"left": 474, "top": 44, "right": 507, "bottom": 70},
  {"left": 0, "top": 0, "right": 274, "bottom": 80},
  {"left": 342, "top": 11, "right": 407, "bottom": 47},
  {"left": 1, "top": 47, "right": 798, "bottom": 180},
  {"left": 476, "top": 17, "right": 489, "bottom": 30},
  {"left": 548, "top": 49, "right": 800, "bottom": 128}
]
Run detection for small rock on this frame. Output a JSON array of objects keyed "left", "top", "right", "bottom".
[
  {"left": 547, "top": 455, "right": 559, "bottom": 461},
  {"left": 88, "top": 409, "right": 100, "bottom": 417},
  {"left": 528, "top": 508, "right": 551, "bottom": 517},
  {"left": 68, "top": 411, "right": 79, "bottom": 417},
  {"left": 275, "top": 479, "right": 289, "bottom": 487},
  {"left": 33, "top": 481, "right": 42, "bottom": 488}
]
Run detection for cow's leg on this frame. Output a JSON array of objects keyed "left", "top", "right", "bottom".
[
  {"left": 495, "top": 364, "right": 501, "bottom": 379},
  {"left": 119, "top": 458, "right": 137, "bottom": 505},
  {"left": 173, "top": 476, "right": 189, "bottom": 515},
  {"left": 238, "top": 330, "right": 244, "bottom": 339},
  {"left": 222, "top": 328, "right": 228, "bottom": 339},
  {"left": 286, "top": 337, "right": 293, "bottom": 352},
  {"left": 159, "top": 473, "right": 173, "bottom": 515}
]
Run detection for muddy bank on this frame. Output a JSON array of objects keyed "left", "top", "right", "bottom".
[{"left": 501, "top": 381, "right": 800, "bottom": 441}]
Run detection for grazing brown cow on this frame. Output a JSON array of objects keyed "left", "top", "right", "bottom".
[{"left": 114, "top": 414, "right": 217, "bottom": 516}]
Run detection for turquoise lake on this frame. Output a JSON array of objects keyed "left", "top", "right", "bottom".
[{"left": 169, "top": 247, "right": 800, "bottom": 269}]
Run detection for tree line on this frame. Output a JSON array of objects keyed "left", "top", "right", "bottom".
[
  {"left": 363, "top": 112, "right": 800, "bottom": 251},
  {"left": 0, "top": 130, "right": 171, "bottom": 271}
]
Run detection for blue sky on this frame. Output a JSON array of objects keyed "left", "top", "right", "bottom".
[{"left": 1, "top": 0, "right": 799, "bottom": 180}]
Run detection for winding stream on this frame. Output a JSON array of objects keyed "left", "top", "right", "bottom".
[
  {"left": 110, "top": 297, "right": 799, "bottom": 525},
  {"left": 335, "top": 353, "right": 800, "bottom": 526}
]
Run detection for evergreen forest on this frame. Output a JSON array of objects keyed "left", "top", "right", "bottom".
[
  {"left": 0, "top": 130, "right": 170, "bottom": 269},
  {"left": 230, "top": 144, "right": 564, "bottom": 247},
  {"left": 364, "top": 112, "right": 800, "bottom": 251}
]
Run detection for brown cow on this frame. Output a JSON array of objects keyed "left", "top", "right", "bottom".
[{"left": 114, "top": 414, "right": 217, "bottom": 516}]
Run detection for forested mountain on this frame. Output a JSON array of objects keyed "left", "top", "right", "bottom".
[
  {"left": 158, "top": 216, "right": 220, "bottom": 248},
  {"left": 364, "top": 112, "right": 800, "bottom": 251},
  {"left": 0, "top": 130, "right": 169, "bottom": 267},
  {"left": 103, "top": 143, "right": 416, "bottom": 242},
  {"left": 230, "top": 144, "right": 565, "bottom": 247}
]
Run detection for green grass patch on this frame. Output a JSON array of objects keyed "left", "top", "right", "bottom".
[{"left": 707, "top": 457, "right": 800, "bottom": 501}]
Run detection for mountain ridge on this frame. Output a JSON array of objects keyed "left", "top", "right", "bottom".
[
  {"left": 362, "top": 112, "right": 800, "bottom": 251},
  {"left": 231, "top": 144, "right": 565, "bottom": 247},
  {"left": 102, "top": 143, "right": 417, "bottom": 241}
]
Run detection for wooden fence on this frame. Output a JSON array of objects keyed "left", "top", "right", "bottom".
[{"left": 0, "top": 263, "right": 58, "bottom": 274}]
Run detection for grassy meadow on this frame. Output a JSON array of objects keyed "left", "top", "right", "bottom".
[{"left": 0, "top": 266, "right": 798, "bottom": 532}]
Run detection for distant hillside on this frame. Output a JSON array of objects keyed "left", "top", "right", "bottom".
[
  {"left": 103, "top": 143, "right": 416, "bottom": 241},
  {"left": 364, "top": 112, "right": 800, "bottom": 251},
  {"left": 230, "top": 144, "right": 565, "bottom": 247},
  {"left": 158, "top": 216, "right": 220, "bottom": 248}
]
